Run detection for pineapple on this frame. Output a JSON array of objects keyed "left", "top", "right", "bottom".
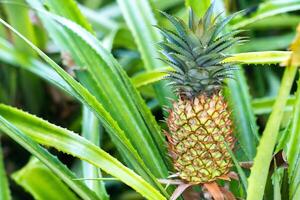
[{"left": 158, "top": 4, "right": 243, "bottom": 186}]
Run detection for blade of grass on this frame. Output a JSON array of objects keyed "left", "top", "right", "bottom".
[
  {"left": 34, "top": 0, "right": 94, "bottom": 33},
  {"left": 80, "top": 26, "right": 111, "bottom": 200},
  {"left": 81, "top": 107, "right": 109, "bottom": 200},
  {"left": 232, "top": 0, "right": 300, "bottom": 29},
  {"left": 237, "top": 33, "right": 294, "bottom": 52},
  {"left": 247, "top": 24, "right": 300, "bottom": 200},
  {"left": 0, "top": 17, "right": 168, "bottom": 197},
  {"left": 0, "top": 104, "right": 166, "bottom": 200},
  {"left": 224, "top": 51, "right": 291, "bottom": 64},
  {"left": 271, "top": 167, "right": 284, "bottom": 200},
  {"left": 12, "top": 158, "right": 79, "bottom": 200},
  {"left": 0, "top": 117, "right": 101, "bottom": 200},
  {"left": 0, "top": 37, "right": 169, "bottom": 196},
  {"left": 3, "top": 0, "right": 44, "bottom": 114},
  {"left": 117, "top": 0, "right": 175, "bottom": 107},
  {"left": 132, "top": 68, "right": 169, "bottom": 88},
  {"left": 225, "top": 68, "right": 259, "bottom": 160},
  {"left": 247, "top": 65, "right": 298, "bottom": 200},
  {"left": 0, "top": 141, "right": 11, "bottom": 200},
  {"left": 252, "top": 96, "right": 295, "bottom": 115},
  {"left": 3, "top": 0, "right": 37, "bottom": 54},
  {"left": 0, "top": 37, "right": 75, "bottom": 100},
  {"left": 286, "top": 73, "right": 300, "bottom": 199},
  {"left": 224, "top": 141, "right": 247, "bottom": 192},
  {"left": 79, "top": 5, "right": 119, "bottom": 34},
  {"left": 244, "top": 14, "right": 300, "bottom": 30},
  {"left": 27, "top": 0, "right": 171, "bottom": 181},
  {"left": 1, "top": 35, "right": 147, "bottom": 177}
]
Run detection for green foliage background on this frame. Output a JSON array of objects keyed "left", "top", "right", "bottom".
[{"left": 0, "top": 0, "right": 300, "bottom": 199}]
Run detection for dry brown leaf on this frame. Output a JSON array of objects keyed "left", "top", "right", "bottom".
[{"left": 203, "top": 182, "right": 224, "bottom": 200}]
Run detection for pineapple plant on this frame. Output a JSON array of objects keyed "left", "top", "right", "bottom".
[{"left": 158, "top": 3, "right": 244, "bottom": 197}]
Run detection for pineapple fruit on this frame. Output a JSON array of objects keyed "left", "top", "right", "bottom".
[
  {"left": 167, "top": 92, "right": 234, "bottom": 184},
  {"left": 158, "top": 4, "right": 243, "bottom": 185}
]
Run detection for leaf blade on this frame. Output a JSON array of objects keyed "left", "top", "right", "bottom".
[
  {"left": 0, "top": 142, "right": 11, "bottom": 200},
  {"left": 0, "top": 104, "right": 166, "bottom": 200},
  {"left": 12, "top": 158, "right": 79, "bottom": 200}
]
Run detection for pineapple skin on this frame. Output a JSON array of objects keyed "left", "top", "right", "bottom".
[{"left": 166, "top": 91, "right": 234, "bottom": 184}]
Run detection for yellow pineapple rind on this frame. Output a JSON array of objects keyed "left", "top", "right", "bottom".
[{"left": 166, "top": 91, "right": 234, "bottom": 184}]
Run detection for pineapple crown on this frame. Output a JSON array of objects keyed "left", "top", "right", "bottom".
[{"left": 157, "top": 4, "right": 245, "bottom": 99}]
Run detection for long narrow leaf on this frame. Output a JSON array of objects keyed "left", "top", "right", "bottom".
[
  {"left": 1, "top": 36, "right": 159, "bottom": 187},
  {"left": 81, "top": 107, "right": 109, "bottom": 200},
  {"left": 247, "top": 24, "right": 300, "bottom": 200},
  {"left": 0, "top": 17, "right": 167, "bottom": 198},
  {"left": 117, "top": 0, "right": 175, "bottom": 107},
  {"left": 132, "top": 68, "right": 169, "bottom": 88},
  {"left": 286, "top": 73, "right": 300, "bottom": 200},
  {"left": 3, "top": 0, "right": 44, "bottom": 114},
  {"left": 224, "top": 51, "right": 291, "bottom": 64},
  {"left": 27, "top": 0, "right": 171, "bottom": 182},
  {"left": 226, "top": 70, "right": 259, "bottom": 161},
  {"left": 0, "top": 141, "right": 11, "bottom": 200},
  {"left": 271, "top": 167, "right": 284, "bottom": 200},
  {"left": 232, "top": 0, "right": 300, "bottom": 29},
  {"left": 0, "top": 116, "right": 101, "bottom": 200},
  {"left": 0, "top": 104, "right": 165, "bottom": 200},
  {"left": 252, "top": 96, "right": 295, "bottom": 115},
  {"left": 247, "top": 66, "right": 298, "bottom": 200},
  {"left": 12, "top": 158, "right": 79, "bottom": 200}
]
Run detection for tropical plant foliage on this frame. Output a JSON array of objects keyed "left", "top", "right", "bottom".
[{"left": 0, "top": 0, "right": 299, "bottom": 199}]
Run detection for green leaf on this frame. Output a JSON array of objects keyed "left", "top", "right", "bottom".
[
  {"left": 0, "top": 141, "right": 11, "bottom": 200},
  {"left": 79, "top": 5, "right": 119, "bottom": 34},
  {"left": 0, "top": 17, "right": 167, "bottom": 197},
  {"left": 244, "top": 14, "right": 300, "bottom": 30},
  {"left": 132, "top": 68, "right": 169, "bottom": 88},
  {"left": 225, "top": 68, "right": 259, "bottom": 160},
  {"left": 37, "top": 0, "right": 94, "bottom": 33},
  {"left": 81, "top": 107, "right": 109, "bottom": 200},
  {"left": 252, "top": 96, "right": 295, "bottom": 115},
  {"left": 286, "top": 70, "right": 300, "bottom": 200},
  {"left": 224, "top": 140, "right": 247, "bottom": 192},
  {"left": 117, "top": 0, "right": 175, "bottom": 106},
  {"left": 237, "top": 33, "right": 294, "bottom": 52},
  {"left": 0, "top": 37, "right": 75, "bottom": 99},
  {"left": 271, "top": 167, "right": 284, "bottom": 200},
  {"left": 0, "top": 115, "right": 101, "bottom": 200},
  {"left": 3, "top": 0, "right": 44, "bottom": 114},
  {"left": 27, "top": 0, "right": 171, "bottom": 185},
  {"left": 3, "top": 0, "right": 37, "bottom": 54},
  {"left": 232, "top": 0, "right": 300, "bottom": 29},
  {"left": 246, "top": 65, "right": 298, "bottom": 200},
  {"left": 12, "top": 158, "right": 79, "bottom": 200},
  {"left": 0, "top": 104, "right": 166, "bottom": 200},
  {"left": 224, "top": 51, "right": 291, "bottom": 65}
]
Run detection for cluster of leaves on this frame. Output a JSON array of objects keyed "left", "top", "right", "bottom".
[{"left": 0, "top": 0, "right": 299, "bottom": 199}]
